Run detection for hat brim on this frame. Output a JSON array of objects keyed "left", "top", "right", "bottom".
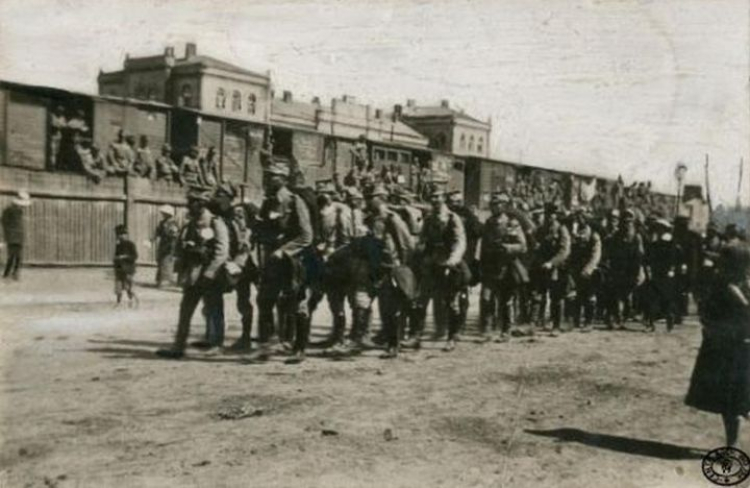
[{"left": 13, "top": 198, "right": 31, "bottom": 206}]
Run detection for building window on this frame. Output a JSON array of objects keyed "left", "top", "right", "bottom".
[
  {"left": 216, "top": 88, "right": 226, "bottom": 109},
  {"left": 181, "top": 84, "right": 193, "bottom": 107},
  {"left": 477, "top": 136, "right": 484, "bottom": 154},
  {"left": 460, "top": 133, "right": 466, "bottom": 150},
  {"left": 468, "top": 135, "right": 475, "bottom": 152},
  {"left": 232, "top": 90, "right": 242, "bottom": 111},
  {"left": 247, "top": 93, "right": 257, "bottom": 114}
]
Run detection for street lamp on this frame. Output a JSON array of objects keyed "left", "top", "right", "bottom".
[{"left": 674, "top": 162, "right": 688, "bottom": 217}]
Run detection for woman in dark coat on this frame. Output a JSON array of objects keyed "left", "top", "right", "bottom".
[{"left": 685, "top": 242, "right": 750, "bottom": 447}]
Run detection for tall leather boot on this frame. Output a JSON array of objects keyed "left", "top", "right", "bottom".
[
  {"left": 402, "top": 307, "right": 425, "bottom": 349},
  {"left": 287, "top": 313, "right": 309, "bottom": 364},
  {"left": 228, "top": 308, "right": 254, "bottom": 352}
]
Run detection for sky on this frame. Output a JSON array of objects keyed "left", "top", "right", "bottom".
[{"left": 1, "top": 0, "right": 748, "bottom": 205}]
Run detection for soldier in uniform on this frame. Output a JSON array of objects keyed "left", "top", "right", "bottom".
[
  {"left": 179, "top": 146, "right": 202, "bottom": 188},
  {"left": 156, "top": 189, "right": 229, "bottom": 359},
  {"left": 411, "top": 186, "right": 467, "bottom": 352},
  {"left": 644, "top": 218, "right": 682, "bottom": 332},
  {"left": 447, "top": 191, "right": 482, "bottom": 337},
  {"left": 363, "top": 185, "right": 415, "bottom": 358},
  {"left": 673, "top": 214, "right": 701, "bottom": 324},
  {"left": 531, "top": 203, "right": 570, "bottom": 336},
  {"left": 106, "top": 129, "right": 135, "bottom": 176},
  {"left": 603, "top": 209, "right": 644, "bottom": 328},
  {"left": 478, "top": 193, "right": 528, "bottom": 342},
  {"left": 153, "top": 204, "right": 179, "bottom": 288},
  {"left": 155, "top": 144, "right": 180, "bottom": 184},
  {"left": 309, "top": 180, "right": 354, "bottom": 349},
  {"left": 568, "top": 211, "right": 602, "bottom": 331},
  {"left": 249, "top": 162, "right": 313, "bottom": 364}
]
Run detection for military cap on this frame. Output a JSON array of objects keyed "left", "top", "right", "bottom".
[
  {"left": 428, "top": 185, "right": 448, "bottom": 198},
  {"left": 345, "top": 186, "right": 364, "bottom": 200},
  {"left": 653, "top": 217, "right": 672, "bottom": 229},
  {"left": 490, "top": 192, "right": 510, "bottom": 204},
  {"left": 622, "top": 209, "right": 635, "bottom": 221},
  {"left": 263, "top": 161, "right": 290, "bottom": 177},
  {"left": 447, "top": 191, "right": 464, "bottom": 203},
  {"left": 366, "top": 184, "right": 389, "bottom": 198},
  {"left": 315, "top": 180, "right": 337, "bottom": 194}
]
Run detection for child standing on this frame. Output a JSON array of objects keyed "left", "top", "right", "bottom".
[{"left": 114, "top": 224, "right": 138, "bottom": 307}]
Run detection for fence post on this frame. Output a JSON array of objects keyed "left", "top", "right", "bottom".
[{"left": 124, "top": 175, "right": 135, "bottom": 235}]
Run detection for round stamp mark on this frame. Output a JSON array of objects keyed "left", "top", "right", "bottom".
[{"left": 702, "top": 447, "right": 750, "bottom": 486}]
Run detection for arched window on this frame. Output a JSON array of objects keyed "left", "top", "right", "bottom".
[
  {"left": 181, "top": 84, "right": 193, "bottom": 107},
  {"left": 216, "top": 88, "right": 226, "bottom": 109},
  {"left": 468, "top": 135, "right": 475, "bottom": 152},
  {"left": 459, "top": 133, "right": 466, "bottom": 150},
  {"left": 232, "top": 90, "right": 242, "bottom": 111},
  {"left": 477, "top": 136, "right": 484, "bottom": 153},
  {"left": 247, "top": 93, "right": 257, "bottom": 114}
]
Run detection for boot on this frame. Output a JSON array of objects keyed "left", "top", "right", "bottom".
[
  {"left": 228, "top": 313, "right": 253, "bottom": 352},
  {"left": 402, "top": 308, "right": 425, "bottom": 350},
  {"left": 315, "top": 313, "right": 346, "bottom": 348}
]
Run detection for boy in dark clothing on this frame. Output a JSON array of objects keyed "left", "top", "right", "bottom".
[{"left": 114, "top": 224, "right": 139, "bottom": 307}]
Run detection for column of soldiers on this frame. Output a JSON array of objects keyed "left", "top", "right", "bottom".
[{"left": 154, "top": 153, "right": 748, "bottom": 364}]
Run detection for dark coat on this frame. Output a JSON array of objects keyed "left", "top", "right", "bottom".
[
  {"left": 114, "top": 239, "right": 138, "bottom": 276},
  {"left": 685, "top": 244, "right": 750, "bottom": 416},
  {"left": 2, "top": 205, "right": 25, "bottom": 245}
]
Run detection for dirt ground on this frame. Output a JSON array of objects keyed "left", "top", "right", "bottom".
[{"left": 0, "top": 268, "right": 742, "bottom": 488}]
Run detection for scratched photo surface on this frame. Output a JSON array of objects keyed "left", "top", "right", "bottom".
[{"left": 0, "top": 1, "right": 748, "bottom": 487}]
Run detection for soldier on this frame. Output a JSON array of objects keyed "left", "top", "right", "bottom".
[
  {"left": 411, "top": 186, "right": 467, "bottom": 352},
  {"left": 363, "top": 184, "right": 415, "bottom": 358},
  {"left": 106, "top": 129, "right": 134, "bottom": 176},
  {"left": 531, "top": 203, "right": 570, "bottom": 336},
  {"left": 568, "top": 211, "right": 602, "bottom": 331},
  {"left": 153, "top": 204, "right": 179, "bottom": 288},
  {"left": 155, "top": 144, "right": 180, "bottom": 183},
  {"left": 697, "top": 222, "right": 723, "bottom": 306},
  {"left": 478, "top": 193, "right": 528, "bottom": 342},
  {"left": 248, "top": 162, "right": 313, "bottom": 364},
  {"left": 156, "top": 189, "right": 229, "bottom": 359},
  {"left": 309, "top": 180, "right": 354, "bottom": 349},
  {"left": 132, "top": 135, "right": 155, "bottom": 179},
  {"left": 644, "top": 218, "right": 682, "bottom": 332},
  {"left": 673, "top": 214, "right": 701, "bottom": 324},
  {"left": 345, "top": 186, "right": 369, "bottom": 238},
  {"left": 447, "top": 191, "right": 482, "bottom": 337},
  {"left": 179, "top": 146, "right": 202, "bottom": 188},
  {"left": 603, "top": 209, "right": 644, "bottom": 328}
]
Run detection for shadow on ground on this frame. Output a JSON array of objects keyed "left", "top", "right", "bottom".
[{"left": 525, "top": 428, "right": 706, "bottom": 460}]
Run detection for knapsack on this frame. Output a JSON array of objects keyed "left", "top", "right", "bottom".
[{"left": 290, "top": 186, "right": 323, "bottom": 245}]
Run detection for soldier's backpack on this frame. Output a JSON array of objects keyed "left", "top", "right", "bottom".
[{"left": 290, "top": 185, "right": 323, "bottom": 245}]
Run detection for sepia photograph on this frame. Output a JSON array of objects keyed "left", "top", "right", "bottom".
[{"left": 0, "top": 0, "right": 749, "bottom": 486}]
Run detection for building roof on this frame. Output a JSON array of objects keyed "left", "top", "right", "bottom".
[
  {"left": 401, "top": 105, "right": 488, "bottom": 126},
  {"left": 172, "top": 55, "right": 268, "bottom": 79}
]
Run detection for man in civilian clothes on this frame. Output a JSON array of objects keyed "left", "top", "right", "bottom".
[
  {"left": 2, "top": 191, "right": 31, "bottom": 281},
  {"left": 156, "top": 189, "right": 229, "bottom": 359},
  {"left": 154, "top": 205, "right": 179, "bottom": 288}
]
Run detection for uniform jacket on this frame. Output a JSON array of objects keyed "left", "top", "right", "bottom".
[
  {"left": 569, "top": 229, "right": 602, "bottom": 276},
  {"left": 319, "top": 201, "right": 353, "bottom": 258},
  {"left": 106, "top": 142, "right": 134, "bottom": 174},
  {"left": 419, "top": 206, "right": 467, "bottom": 266},
  {"left": 155, "top": 155, "right": 179, "bottom": 181},
  {"left": 255, "top": 186, "right": 313, "bottom": 258},
  {"left": 604, "top": 228, "right": 644, "bottom": 281},
  {"left": 480, "top": 213, "right": 528, "bottom": 283},
  {"left": 179, "top": 156, "right": 202, "bottom": 188},
  {"left": 133, "top": 147, "right": 155, "bottom": 179},
  {"left": 175, "top": 208, "right": 230, "bottom": 288},
  {"left": 535, "top": 222, "right": 570, "bottom": 269},
  {"left": 453, "top": 205, "right": 482, "bottom": 262}
]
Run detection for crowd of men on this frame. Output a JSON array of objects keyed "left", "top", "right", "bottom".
[{"left": 151, "top": 141, "right": 749, "bottom": 365}]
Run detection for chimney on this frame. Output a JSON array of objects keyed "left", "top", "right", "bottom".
[
  {"left": 393, "top": 104, "right": 403, "bottom": 120},
  {"left": 406, "top": 99, "right": 416, "bottom": 108},
  {"left": 164, "top": 46, "right": 175, "bottom": 58},
  {"left": 311, "top": 96, "right": 321, "bottom": 105},
  {"left": 282, "top": 90, "right": 293, "bottom": 102},
  {"left": 374, "top": 108, "right": 383, "bottom": 119},
  {"left": 185, "top": 42, "right": 197, "bottom": 58},
  {"left": 342, "top": 94, "right": 356, "bottom": 104},
  {"left": 440, "top": 99, "right": 450, "bottom": 108}
]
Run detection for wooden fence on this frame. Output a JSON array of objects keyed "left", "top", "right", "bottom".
[{"left": 0, "top": 166, "right": 187, "bottom": 266}]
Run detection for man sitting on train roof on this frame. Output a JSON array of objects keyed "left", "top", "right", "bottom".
[
  {"left": 106, "top": 129, "right": 135, "bottom": 176},
  {"left": 155, "top": 143, "right": 181, "bottom": 185},
  {"left": 180, "top": 145, "right": 203, "bottom": 188},
  {"left": 132, "top": 135, "right": 155, "bottom": 180}
]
